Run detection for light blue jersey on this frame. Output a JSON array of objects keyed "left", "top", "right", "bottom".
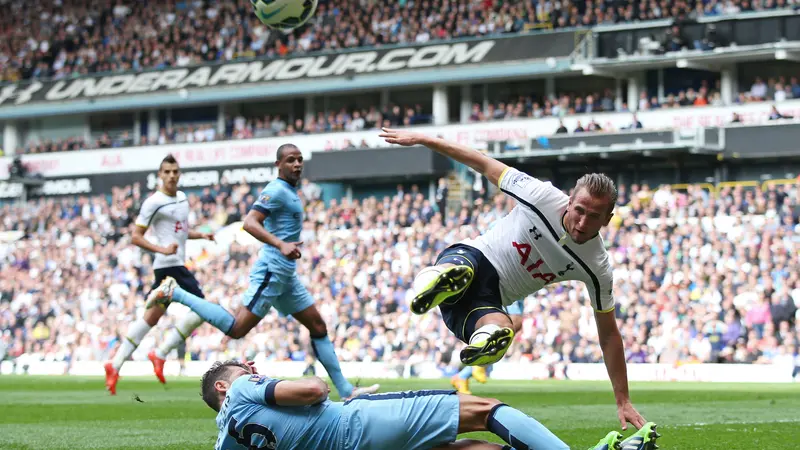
[
  {"left": 244, "top": 178, "right": 313, "bottom": 317},
  {"left": 215, "top": 375, "right": 344, "bottom": 450},
  {"left": 251, "top": 178, "right": 304, "bottom": 276},
  {"left": 215, "top": 375, "right": 459, "bottom": 450}
]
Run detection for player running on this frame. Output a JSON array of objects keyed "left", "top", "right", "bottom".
[
  {"left": 104, "top": 154, "right": 215, "bottom": 395},
  {"left": 203, "top": 360, "right": 659, "bottom": 450},
  {"left": 380, "top": 128, "right": 652, "bottom": 435},
  {"left": 146, "top": 144, "right": 378, "bottom": 400}
]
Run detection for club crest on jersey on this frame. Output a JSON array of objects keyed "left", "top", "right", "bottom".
[
  {"left": 248, "top": 374, "right": 268, "bottom": 385},
  {"left": 510, "top": 172, "right": 532, "bottom": 189}
]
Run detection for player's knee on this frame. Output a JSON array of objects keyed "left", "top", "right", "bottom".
[
  {"left": 227, "top": 327, "right": 247, "bottom": 339},
  {"left": 458, "top": 395, "right": 503, "bottom": 432},
  {"left": 307, "top": 319, "right": 327, "bottom": 337}
]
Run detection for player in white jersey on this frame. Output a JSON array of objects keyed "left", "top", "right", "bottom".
[
  {"left": 104, "top": 154, "right": 215, "bottom": 395},
  {"left": 380, "top": 128, "right": 653, "bottom": 436}
]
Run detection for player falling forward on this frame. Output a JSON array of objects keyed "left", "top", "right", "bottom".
[
  {"left": 203, "top": 360, "right": 659, "bottom": 450},
  {"left": 104, "top": 154, "right": 215, "bottom": 395},
  {"left": 379, "top": 128, "right": 656, "bottom": 442},
  {"left": 146, "top": 144, "right": 378, "bottom": 400}
]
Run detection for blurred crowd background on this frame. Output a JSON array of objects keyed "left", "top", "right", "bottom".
[{"left": 2, "top": 176, "right": 799, "bottom": 376}]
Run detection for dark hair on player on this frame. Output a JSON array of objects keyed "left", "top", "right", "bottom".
[
  {"left": 200, "top": 360, "right": 250, "bottom": 412},
  {"left": 276, "top": 143, "right": 299, "bottom": 162},
  {"left": 159, "top": 154, "right": 179, "bottom": 171},
  {"left": 574, "top": 173, "right": 618, "bottom": 214}
]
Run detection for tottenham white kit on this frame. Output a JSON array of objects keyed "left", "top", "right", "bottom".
[
  {"left": 135, "top": 190, "right": 190, "bottom": 270},
  {"left": 461, "top": 168, "right": 615, "bottom": 312}
]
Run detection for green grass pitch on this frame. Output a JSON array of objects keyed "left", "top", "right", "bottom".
[{"left": 1, "top": 375, "right": 799, "bottom": 449}]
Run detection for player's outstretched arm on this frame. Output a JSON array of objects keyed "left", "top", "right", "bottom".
[
  {"left": 595, "top": 310, "right": 646, "bottom": 431},
  {"left": 271, "top": 377, "right": 330, "bottom": 406},
  {"left": 243, "top": 209, "right": 302, "bottom": 259},
  {"left": 379, "top": 128, "right": 508, "bottom": 186}
]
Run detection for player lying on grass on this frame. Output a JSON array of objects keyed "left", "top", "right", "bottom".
[
  {"left": 380, "top": 128, "right": 648, "bottom": 434},
  {"left": 146, "top": 145, "right": 377, "bottom": 400},
  {"left": 202, "top": 360, "right": 660, "bottom": 450}
]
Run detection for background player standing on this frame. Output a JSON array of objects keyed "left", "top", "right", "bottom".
[
  {"left": 147, "top": 144, "right": 378, "bottom": 400},
  {"left": 379, "top": 128, "right": 650, "bottom": 434},
  {"left": 104, "top": 154, "right": 214, "bottom": 395}
]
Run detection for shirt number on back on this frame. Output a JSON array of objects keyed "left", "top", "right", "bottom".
[
  {"left": 512, "top": 242, "right": 556, "bottom": 283},
  {"left": 228, "top": 418, "right": 277, "bottom": 450}
]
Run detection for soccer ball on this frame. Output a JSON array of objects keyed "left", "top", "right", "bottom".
[{"left": 251, "top": 0, "right": 318, "bottom": 31}]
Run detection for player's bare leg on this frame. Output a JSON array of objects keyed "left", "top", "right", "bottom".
[
  {"left": 292, "top": 305, "right": 379, "bottom": 399},
  {"left": 460, "top": 312, "right": 514, "bottom": 366},
  {"left": 105, "top": 306, "right": 166, "bottom": 395},
  {"left": 411, "top": 262, "right": 474, "bottom": 315}
]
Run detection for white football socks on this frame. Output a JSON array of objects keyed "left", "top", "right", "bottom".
[
  {"left": 112, "top": 318, "right": 152, "bottom": 370},
  {"left": 470, "top": 323, "right": 502, "bottom": 345},
  {"left": 155, "top": 311, "right": 204, "bottom": 359}
]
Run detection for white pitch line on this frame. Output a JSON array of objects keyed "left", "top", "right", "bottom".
[{"left": 665, "top": 418, "right": 800, "bottom": 427}]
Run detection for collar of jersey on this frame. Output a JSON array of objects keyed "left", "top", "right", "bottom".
[{"left": 277, "top": 177, "right": 299, "bottom": 189}]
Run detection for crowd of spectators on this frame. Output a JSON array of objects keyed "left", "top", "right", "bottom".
[
  {"left": 3, "top": 0, "right": 797, "bottom": 84},
  {"left": 1, "top": 174, "right": 799, "bottom": 378}
]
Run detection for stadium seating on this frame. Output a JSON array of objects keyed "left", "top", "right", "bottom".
[
  {"left": 1, "top": 178, "right": 798, "bottom": 372},
  {"left": 3, "top": 0, "right": 797, "bottom": 84},
  {"left": 18, "top": 75, "right": 799, "bottom": 155}
]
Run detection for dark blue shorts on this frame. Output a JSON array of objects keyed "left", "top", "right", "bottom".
[
  {"left": 435, "top": 243, "right": 508, "bottom": 343},
  {"left": 151, "top": 266, "right": 204, "bottom": 298}
]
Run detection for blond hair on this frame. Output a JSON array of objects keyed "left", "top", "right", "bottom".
[{"left": 574, "top": 173, "right": 617, "bottom": 213}]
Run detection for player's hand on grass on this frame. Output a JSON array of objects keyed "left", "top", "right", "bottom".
[
  {"left": 280, "top": 241, "right": 303, "bottom": 260},
  {"left": 617, "top": 400, "right": 646, "bottom": 431},
  {"left": 379, "top": 127, "right": 425, "bottom": 146},
  {"left": 162, "top": 243, "right": 179, "bottom": 255}
]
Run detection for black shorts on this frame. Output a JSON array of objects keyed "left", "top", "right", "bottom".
[
  {"left": 150, "top": 266, "right": 204, "bottom": 299},
  {"left": 435, "top": 243, "right": 508, "bottom": 343}
]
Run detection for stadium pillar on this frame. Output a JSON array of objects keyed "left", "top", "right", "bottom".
[
  {"left": 460, "top": 85, "right": 472, "bottom": 123},
  {"left": 721, "top": 66, "right": 737, "bottom": 106},
  {"left": 305, "top": 96, "right": 315, "bottom": 124},
  {"left": 217, "top": 104, "right": 226, "bottom": 136},
  {"left": 133, "top": 112, "right": 141, "bottom": 145},
  {"left": 615, "top": 78, "right": 623, "bottom": 112},
  {"left": 380, "top": 89, "right": 390, "bottom": 110},
  {"left": 545, "top": 77, "right": 556, "bottom": 101},
  {"left": 3, "top": 122, "right": 18, "bottom": 156},
  {"left": 148, "top": 109, "right": 159, "bottom": 142},
  {"left": 627, "top": 72, "right": 645, "bottom": 111},
  {"left": 657, "top": 69, "right": 665, "bottom": 102},
  {"left": 432, "top": 85, "right": 449, "bottom": 126}
]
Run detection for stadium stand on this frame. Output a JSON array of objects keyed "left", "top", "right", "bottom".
[
  {"left": 16, "top": 76, "right": 799, "bottom": 155},
  {"left": 1, "top": 177, "right": 798, "bottom": 375},
  {"left": 4, "top": 0, "right": 798, "bottom": 83}
]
